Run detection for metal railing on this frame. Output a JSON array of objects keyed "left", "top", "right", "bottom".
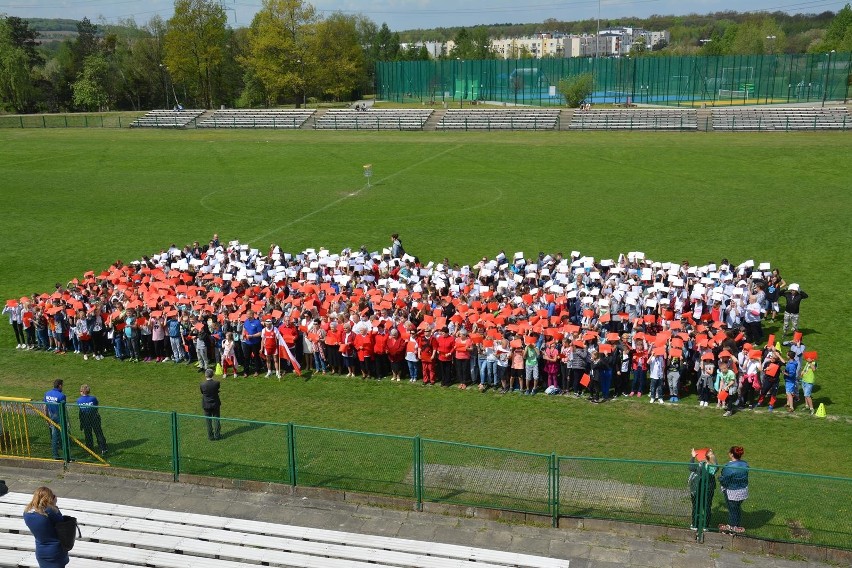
[{"left": 1, "top": 399, "right": 848, "bottom": 550}]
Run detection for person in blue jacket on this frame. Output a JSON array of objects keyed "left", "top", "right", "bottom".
[
  {"left": 76, "top": 384, "right": 108, "bottom": 455},
  {"left": 719, "top": 445, "right": 750, "bottom": 535},
  {"left": 23, "top": 486, "right": 69, "bottom": 568},
  {"left": 43, "top": 379, "right": 66, "bottom": 460}
]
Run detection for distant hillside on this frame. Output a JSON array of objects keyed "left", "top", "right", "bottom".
[
  {"left": 396, "top": 9, "right": 838, "bottom": 48},
  {"left": 24, "top": 17, "right": 80, "bottom": 32}
]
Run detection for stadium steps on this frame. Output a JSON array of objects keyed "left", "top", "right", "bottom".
[
  {"left": 559, "top": 109, "right": 574, "bottom": 130},
  {"left": 422, "top": 109, "right": 446, "bottom": 131},
  {"left": 0, "top": 493, "right": 568, "bottom": 568},
  {"left": 697, "top": 108, "right": 713, "bottom": 131},
  {"left": 302, "top": 108, "right": 327, "bottom": 129},
  {"left": 195, "top": 110, "right": 217, "bottom": 128}
]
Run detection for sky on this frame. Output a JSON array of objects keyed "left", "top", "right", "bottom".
[{"left": 0, "top": 0, "right": 848, "bottom": 30}]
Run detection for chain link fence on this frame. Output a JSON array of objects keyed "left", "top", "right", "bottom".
[
  {"left": 0, "top": 113, "right": 143, "bottom": 129},
  {"left": 1, "top": 398, "right": 848, "bottom": 550}
]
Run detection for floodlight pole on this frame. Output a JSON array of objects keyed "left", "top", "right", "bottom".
[{"left": 822, "top": 50, "right": 834, "bottom": 108}]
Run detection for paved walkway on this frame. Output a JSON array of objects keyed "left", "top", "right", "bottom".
[{"left": 0, "top": 464, "right": 834, "bottom": 568}]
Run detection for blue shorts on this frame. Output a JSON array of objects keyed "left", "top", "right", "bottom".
[
  {"left": 802, "top": 382, "right": 814, "bottom": 397},
  {"left": 785, "top": 380, "right": 796, "bottom": 395}
]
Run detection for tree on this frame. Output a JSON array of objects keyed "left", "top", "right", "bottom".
[
  {"left": 241, "top": 0, "right": 318, "bottom": 106},
  {"left": 0, "top": 19, "right": 36, "bottom": 112},
  {"left": 165, "top": 0, "right": 228, "bottom": 108},
  {"left": 630, "top": 37, "right": 648, "bottom": 57},
  {"left": 72, "top": 53, "right": 113, "bottom": 110},
  {"left": 813, "top": 3, "right": 852, "bottom": 52},
  {"left": 558, "top": 72, "right": 594, "bottom": 107},
  {"left": 375, "top": 23, "right": 400, "bottom": 60},
  {"left": 6, "top": 16, "right": 42, "bottom": 67},
  {"left": 312, "top": 13, "right": 364, "bottom": 101}
]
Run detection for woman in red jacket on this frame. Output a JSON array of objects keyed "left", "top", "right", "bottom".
[
  {"left": 353, "top": 327, "right": 375, "bottom": 379},
  {"left": 385, "top": 328, "right": 406, "bottom": 381}
]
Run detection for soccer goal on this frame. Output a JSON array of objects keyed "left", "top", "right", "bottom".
[{"left": 718, "top": 66, "right": 755, "bottom": 99}]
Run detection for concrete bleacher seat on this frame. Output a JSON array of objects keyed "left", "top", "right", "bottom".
[
  {"left": 197, "top": 109, "right": 315, "bottom": 129},
  {"left": 130, "top": 110, "right": 204, "bottom": 129},
  {"left": 570, "top": 108, "right": 697, "bottom": 130},
  {"left": 437, "top": 109, "right": 560, "bottom": 131},
  {"left": 314, "top": 109, "right": 433, "bottom": 131},
  {"left": 712, "top": 106, "right": 850, "bottom": 131},
  {"left": 0, "top": 493, "right": 568, "bottom": 568}
]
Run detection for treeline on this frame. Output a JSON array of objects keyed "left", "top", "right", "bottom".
[
  {"left": 399, "top": 4, "right": 852, "bottom": 56},
  {"left": 1, "top": 2, "right": 851, "bottom": 113},
  {"left": 0, "top": 0, "right": 404, "bottom": 113}
]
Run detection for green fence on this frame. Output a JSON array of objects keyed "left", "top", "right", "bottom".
[
  {"left": 376, "top": 53, "right": 852, "bottom": 107},
  {"left": 1, "top": 400, "right": 849, "bottom": 550},
  {"left": 0, "top": 113, "right": 142, "bottom": 129}
]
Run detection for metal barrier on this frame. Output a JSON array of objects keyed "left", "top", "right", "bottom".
[{"left": 0, "top": 398, "right": 848, "bottom": 550}]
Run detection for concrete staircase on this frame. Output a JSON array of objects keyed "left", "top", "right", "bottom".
[
  {"left": 192, "top": 109, "right": 217, "bottom": 128},
  {"left": 422, "top": 109, "right": 446, "bottom": 131},
  {"left": 558, "top": 109, "right": 575, "bottom": 131},
  {"left": 696, "top": 107, "right": 713, "bottom": 132},
  {"left": 302, "top": 108, "right": 326, "bottom": 129}
]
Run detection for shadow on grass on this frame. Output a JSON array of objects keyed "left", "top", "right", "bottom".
[{"left": 219, "top": 420, "right": 263, "bottom": 440}]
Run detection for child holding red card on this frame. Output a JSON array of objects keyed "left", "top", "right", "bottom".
[{"left": 800, "top": 353, "right": 817, "bottom": 415}]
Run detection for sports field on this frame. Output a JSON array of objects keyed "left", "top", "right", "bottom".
[{"left": 1, "top": 128, "right": 850, "bottom": 476}]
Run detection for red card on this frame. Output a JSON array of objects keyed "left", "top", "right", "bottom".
[
  {"left": 766, "top": 363, "right": 779, "bottom": 376},
  {"left": 719, "top": 389, "right": 729, "bottom": 402},
  {"left": 580, "top": 373, "right": 590, "bottom": 387},
  {"left": 766, "top": 334, "right": 775, "bottom": 347}
]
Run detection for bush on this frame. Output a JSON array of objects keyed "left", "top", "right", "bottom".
[{"left": 558, "top": 73, "right": 595, "bottom": 108}]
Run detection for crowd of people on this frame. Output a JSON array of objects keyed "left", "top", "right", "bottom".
[{"left": 4, "top": 233, "right": 818, "bottom": 415}]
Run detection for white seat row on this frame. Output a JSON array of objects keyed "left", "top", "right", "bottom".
[
  {"left": 197, "top": 109, "right": 314, "bottom": 129},
  {"left": 130, "top": 110, "right": 204, "bottom": 128},
  {"left": 438, "top": 109, "right": 559, "bottom": 130},
  {"left": 0, "top": 493, "right": 568, "bottom": 568},
  {"left": 315, "top": 109, "right": 433, "bottom": 130},
  {"left": 570, "top": 110, "right": 697, "bottom": 130},
  {"left": 712, "top": 108, "right": 850, "bottom": 130}
]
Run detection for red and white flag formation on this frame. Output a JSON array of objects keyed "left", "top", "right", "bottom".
[{"left": 278, "top": 336, "right": 301, "bottom": 376}]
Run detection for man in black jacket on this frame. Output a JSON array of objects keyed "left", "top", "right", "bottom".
[
  {"left": 200, "top": 369, "right": 221, "bottom": 440},
  {"left": 782, "top": 283, "right": 808, "bottom": 338}
]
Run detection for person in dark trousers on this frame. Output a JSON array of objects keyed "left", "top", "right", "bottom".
[
  {"left": 781, "top": 283, "right": 808, "bottom": 338},
  {"left": 200, "top": 368, "right": 221, "bottom": 440},
  {"left": 719, "top": 446, "right": 749, "bottom": 535},
  {"left": 688, "top": 448, "right": 718, "bottom": 531},
  {"left": 43, "top": 379, "right": 66, "bottom": 460},
  {"left": 241, "top": 310, "right": 263, "bottom": 376},
  {"left": 76, "top": 384, "right": 108, "bottom": 455}
]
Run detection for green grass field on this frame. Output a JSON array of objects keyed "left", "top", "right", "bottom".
[{"left": 1, "top": 128, "right": 851, "bottom": 483}]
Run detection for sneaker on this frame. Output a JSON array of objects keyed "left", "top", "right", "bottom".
[
  {"left": 16, "top": 344, "right": 22, "bottom": 349},
  {"left": 233, "top": 374, "right": 238, "bottom": 378},
  {"left": 690, "top": 525, "right": 697, "bottom": 531},
  {"left": 657, "top": 398, "right": 665, "bottom": 404},
  {"left": 629, "top": 392, "right": 635, "bottom": 397},
  {"left": 265, "top": 371, "right": 272, "bottom": 377},
  {"left": 276, "top": 372, "right": 282, "bottom": 379},
  {"left": 732, "top": 526, "right": 745, "bottom": 534},
  {"left": 723, "top": 410, "right": 732, "bottom": 417},
  {"left": 719, "top": 524, "right": 732, "bottom": 534},
  {"left": 768, "top": 405, "right": 773, "bottom": 412},
  {"left": 649, "top": 397, "right": 655, "bottom": 404},
  {"left": 83, "top": 354, "right": 88, "bottom": 360},
  {"left": 809, "top": 408, "right": 815, "bottom": 415},
  {"left": 636, "top": 392, "right": 642, "bottom": 397}
]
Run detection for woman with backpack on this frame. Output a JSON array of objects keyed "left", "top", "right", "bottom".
[{"left": 23, "top": 486, "right": 69, "bottom": 568}]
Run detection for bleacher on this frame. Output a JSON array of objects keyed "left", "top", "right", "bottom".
[
  {"left": 712, "top": 106, "right": 850, "bottom": 131},
  {"left": 129, "top": 110, "right": 204, "bottom": 129},
  {"left": 197, "top": 109, "right": 315, "bottom": 129},
  {"left": 436, "top": 109, "right": 560, "bottom": 131},
  {"left": 570, "top": 108, "right": 698, "bottom": 131},
  {"left": 0, "top": 492, "right": 568, "bottom": 568},
  {"left": 314, "top": 109, "right": 433, "bottom": 130}
]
